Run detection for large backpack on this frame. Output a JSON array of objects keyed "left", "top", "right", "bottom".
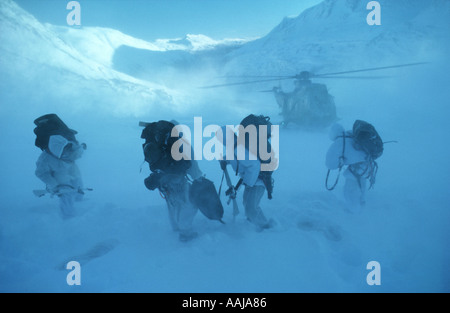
[
  {"left": 239, "top": 114, "right": 273, "bottom": 159},
  {"left": 240, "top": 114, "right": 272, "bottom": 140},
  {"left": 34, "top": 114, "right": 78, "bottom": 151},
  {"left": 352, "top": 120, "right": 383, "bottom": 160},
  {"left": 141, "top": 120, "right": 191, "bottom": 175},
  {"left": 239, "top": 114, "right": 275, "bottom": 199}
]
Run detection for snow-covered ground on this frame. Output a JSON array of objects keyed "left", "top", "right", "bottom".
[{"left": 0, "top": 0, "right": 449, "bottom": 292}]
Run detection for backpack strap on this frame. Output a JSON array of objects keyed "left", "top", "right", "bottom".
[
  {"left": 348, "top": 158, "right": 379, "bottom": 190},
  {"left": 368, "top": 161, "right": 378, "bottom": 189},
  {"left": 325, "top": 132, "right": 347, "bottom": 191},
  {"left": 218, "top": 171, "right": 225, "bottom": 196}
]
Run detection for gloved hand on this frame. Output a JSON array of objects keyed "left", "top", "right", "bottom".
[
  {"left": 46, "top": 185, "right": 69, "bottom": 196},
  {"left": 56, "top": 184, "right": 76, "bottom": 195},
  {"left": 144, "top": 173, "right": 163, "bottom": 191},
  {"left": 225, "top": 186, "right": 237, "bottom": 199}
]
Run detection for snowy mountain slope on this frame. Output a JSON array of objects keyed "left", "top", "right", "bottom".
[
  {"left": 0, "top": 0, "right": 247, "bottom": 117},
  {"left": 50, "top": 28, "right": 248, "bottom": 69},
  {"left": 0, "top": 0, "right": 175, "bottom": 117},
  {"left": 2, "top": 0, "right": 448, "bottom": 118},
  {"left": 223, "top": 0, "right": 450, "bottom": 76},
  {"left": 112, "top": 40, "right": 244, "bottom": 87},
  {"left": 0, "top": 0, "right": 160, "bottom": 83}
]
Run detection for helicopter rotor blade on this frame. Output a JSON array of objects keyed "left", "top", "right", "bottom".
[
  {"left": 201, "top": 62, "right": 427, "bottom": 89},
  {"left": 199, "top": 77, "right": 294, "bottom": 89},
  {"left": 313, "top": 62, "right": 428, "bottom": 77},
  {"left": 217, "top": 75, "right": 293, "bottom": 79},
  {"left": 314, "top": 75, "right": 392, "bottom": 79}
]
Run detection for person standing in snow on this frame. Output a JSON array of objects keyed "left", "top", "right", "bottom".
[
  {"left": 325, "top": 121, "right": 383, "bottom": 211},
  {"left": 34, "top": 114, "right": 86, "bottom": 219},
  {"left": 140, "top": 120, "right": 201, "bottom": 242},
  {"left": 218, "top": 115, "right": 277, "bottom": 231}
]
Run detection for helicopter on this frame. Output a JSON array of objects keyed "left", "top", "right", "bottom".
[{"left": 201, "top": 62, "right": 427, "bottom": 129}]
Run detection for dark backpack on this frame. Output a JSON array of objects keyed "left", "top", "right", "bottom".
[
  {"left": 352, "top": 120, "right": 383, "bottom": 160},
  {"left": 141, "top": 120, "right": 191, "bottom": 175},
  {"left": 34, "top": 114, "right": 78, "bottom": 151},
  {"left": 239, "top": 114, "right": 273, "bottom": 159},
  {"left": 240, "top": 114, "right": 272, "bottom": 140},
  {"left": 239, "top": 114, "right": 275, "bottom": 199}
]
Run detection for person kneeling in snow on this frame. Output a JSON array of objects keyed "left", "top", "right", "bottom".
[
  {"left": 35, "top": 135, "right": 86, "bottom": 219},
  {"left": 325, "top": 121, "right": 383, "bottom": 210}
]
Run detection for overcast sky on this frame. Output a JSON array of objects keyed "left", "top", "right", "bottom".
[{"left": 14, "top": 0, "right": 322, "bottom": 40}]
